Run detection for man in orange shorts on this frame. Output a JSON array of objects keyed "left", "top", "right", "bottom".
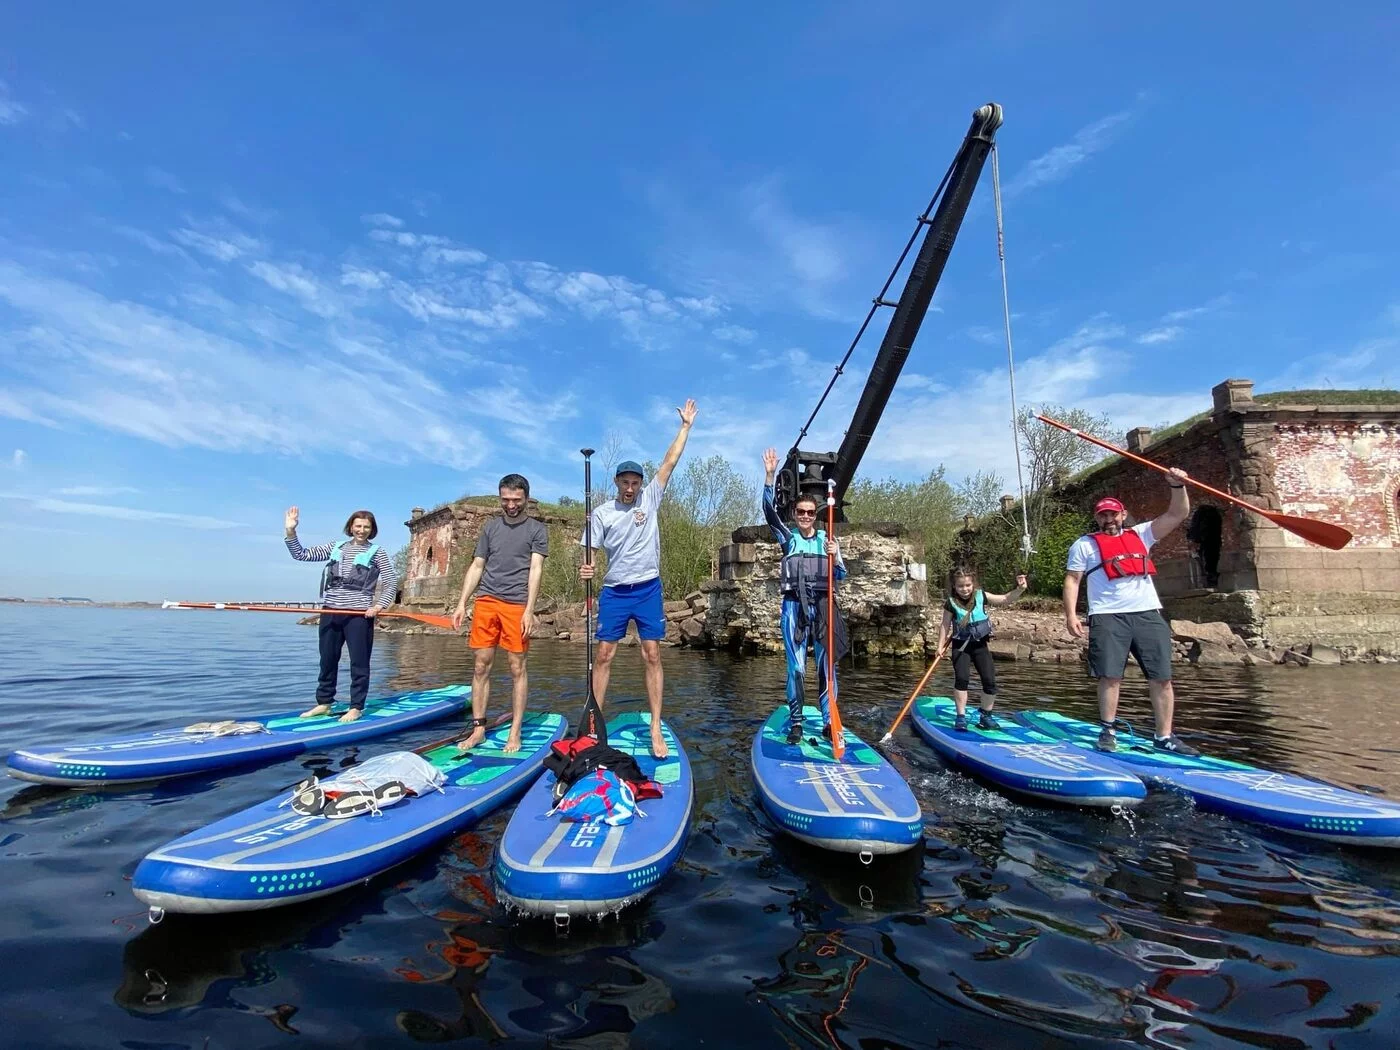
[{"left": 450, "top": 473, "right": 549, "bottom": 752}]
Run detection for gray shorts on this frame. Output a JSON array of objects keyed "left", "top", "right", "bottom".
[{"left": 1087, "top": 610, "right": 1173, "bottom": 681}]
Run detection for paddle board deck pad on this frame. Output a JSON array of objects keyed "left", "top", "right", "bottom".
[
  {"left": 911, "top": 697, "right": 1146, "bottom": 809},
  {"left": 130, "top": 711, "right": 567, "bottom": 913},
  {"left": 495, "top": 713, "right": 693, "bottom": 919},
  {"left": 752, "top": 706, "right": 922, "bottom": 855},
  {"left": 6, "top": 685, "right": 473, "bottom": 787},
  {"left": 1016, "top": 709, "right": 1400, "bottom": 847}
]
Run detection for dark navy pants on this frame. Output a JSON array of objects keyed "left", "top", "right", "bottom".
[{"left": 316, "top": 614, "right": 375, "bottom": 709}]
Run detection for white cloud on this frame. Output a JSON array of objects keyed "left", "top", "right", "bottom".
[
  {"left": 172, "top": 225, "right": 264, "bottom": 262},
  {"left": 361, "top": 213, "right": 405, "bottom": 229},
  {"left": 1136, "top": 326, "right": 1183, "bottom": 345},
  {"left": 1005, "top": 107, "right": 1139, "bottom": 196},
  {"left": 1161, "top": 295, "right": 1231, "bottom": 323},
  {"left": 247, "top": 260, "right": 339, "bottom": 317},
  {"left": 145, "top": 166, "right": 187, "bottom": 194},
  {"left": 55, "top": 485, "right": 140, "bottom": 497},
  {"left": 0, "top": 80, "right": 28, "bottom": 125},
  {"left": 10, "top": 449, "right": 27, "bottom": 469},
  {"left": 713, "top": 324, "right": 756, "bottom": 344},
  {"left": 0, "top": 492, "right": 244, "bottom": 530}
]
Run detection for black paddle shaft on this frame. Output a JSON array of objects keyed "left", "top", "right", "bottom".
[{"left": 580, "top": 447, "right": 595, "bottom": 701}]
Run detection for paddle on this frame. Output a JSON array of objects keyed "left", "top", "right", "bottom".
[
  {"left": 826, "top": 480, "right": 846, "bottom": 761},
  {"left": 161, "top": 600, "right": 457, "bottom": 630},
  {"left": 1036, "top": 413, "right": 1353, "bottom": 551},
  {"left": 574, "top": 448, "right": 605, "bottom": 746},
  {"left": 879, "top": 639, "right": 952, "bottom": 744}
]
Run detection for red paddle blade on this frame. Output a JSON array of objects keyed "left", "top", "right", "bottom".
[{"left": 1267, "top": 512, "right": 1352, "bottom": 551}]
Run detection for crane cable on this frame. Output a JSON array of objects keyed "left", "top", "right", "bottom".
[{"left": 991, "top": 144, "right": 1033, "bottom": 562}]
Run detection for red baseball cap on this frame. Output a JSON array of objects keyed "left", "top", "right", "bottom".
[{"left": 1094, "top": 497, "right": 1125, "bottom": 514}]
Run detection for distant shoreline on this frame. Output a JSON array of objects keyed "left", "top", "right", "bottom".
[{"left": 0, "top": 598, "right": 167, "bottom": 608}]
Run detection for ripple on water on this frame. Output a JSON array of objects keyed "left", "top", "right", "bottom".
[{"left": 1, "top": 604, "right": 1398, "bottom": 1048}]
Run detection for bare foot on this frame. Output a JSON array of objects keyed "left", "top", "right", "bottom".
[
  {"left": 300, "top": 704, "right": 332, "bottom": 719},
  {"left": 650, "top": 728, "right": 669, "bottom": 759},
  {"left": 455, "top": 727, "right": 486, "bottom": 753},
  {"left": 503, "top": 733, "right": 521, "bottom": 754},
  {"left": 338, "top": 708, "right": 363, "bottom": 724}
]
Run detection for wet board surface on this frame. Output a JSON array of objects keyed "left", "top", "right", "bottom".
[
  {"left": 494, "top": 712, "right": 693, "bottom": 918},
  {"left": 1016, "top": 708, "right": 1400, "bottom": 846},
  {"left": 751, "top": 706, "right": 922, "bottom": 854},
  {"left": 911, "top": 697, "right": 1147, "bottom": 808},
  {"left": 6, "top": 685, "right": 473, "bottom": 786},
  {"left": 131, "top": 711, "right": 567, "bottom": 913}
]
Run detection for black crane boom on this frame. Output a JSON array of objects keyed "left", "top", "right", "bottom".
[{"left": 776, "top": 102, "right": 1003, "bottom": 524}]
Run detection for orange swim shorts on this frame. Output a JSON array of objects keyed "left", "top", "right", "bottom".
[{"left": 468, "top": 595, "right": 529, "bottom": 653}]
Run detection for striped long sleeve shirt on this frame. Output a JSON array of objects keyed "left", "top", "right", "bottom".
[{"left": 285, "top": 535, "right": 397, "bottom": 610}]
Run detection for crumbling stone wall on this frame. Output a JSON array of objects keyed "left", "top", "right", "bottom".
[{"left": 703, "top": 525, "right": 931, "bottom": 657}]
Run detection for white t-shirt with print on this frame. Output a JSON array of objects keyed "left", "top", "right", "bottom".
[
  {"left": 1065, "top": 522, "right": 1162, "bottom": 615},
  {"left": 579, "top": 478, "right": 664, "bottom": 587}
]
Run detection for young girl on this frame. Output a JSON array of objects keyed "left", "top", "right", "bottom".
[{"left": 938, "top": 566, "right": 1027, "bottom": 731}]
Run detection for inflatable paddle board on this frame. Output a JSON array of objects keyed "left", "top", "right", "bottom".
[
  {"left": 911, "top": 696, "right": 1146, "bottom": 808},
  {"left": 752, "top": 706, "right": 922, "bottom": 855},
  {"left": 7, "top": 684, "right": 472, "bottom": 787},
  {"left": 1016, "top": 708, "right": 1400, "bottom": 847},
  {"left": 494, "top": 712, "right": 693, "bottom": 919},
  {"left": 131, "top": 711, "right": 566, "bottom": 913}
]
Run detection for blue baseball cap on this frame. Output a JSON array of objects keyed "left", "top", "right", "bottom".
[{"left": 614, "top": 460, "right": 645, "bottom": 479}]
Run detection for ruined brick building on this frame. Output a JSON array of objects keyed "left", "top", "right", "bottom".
[
  {"left": 397, "top": 499, "right": 581, "bottom": 610},
  {"left": 1060, "top": 379, "right": 1400, "bottom": 653}
]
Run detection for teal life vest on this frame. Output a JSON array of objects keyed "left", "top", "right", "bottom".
[
  {"left": 946, "top": 589, "right": 991, "bottom": 645},
  {"left": 779, "top": 528, "right": 841, "bottom": 601},
  {"left": 322, "top": 540, "right": 381, "bottom": 595}
]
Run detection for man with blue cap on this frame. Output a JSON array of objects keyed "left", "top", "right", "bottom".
[{"left": 579, "top": 398, "right": 698, "bottom": 758}]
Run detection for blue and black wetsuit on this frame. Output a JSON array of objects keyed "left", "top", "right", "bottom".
[{"left": 762, "top": 485, "right": 847, "bottom": 730}]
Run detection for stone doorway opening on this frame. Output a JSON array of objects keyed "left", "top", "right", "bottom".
[{"left": 1187, "top": 505, "right": 1223, "bottom": 588}]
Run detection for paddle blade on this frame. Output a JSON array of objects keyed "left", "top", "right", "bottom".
[{"left": 1268, "top": 511, "right": 1353, "bottom": 550}]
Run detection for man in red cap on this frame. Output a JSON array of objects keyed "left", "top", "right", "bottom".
[{"left": 1063, "top": 469, "right": 1198, "bottom": 756}]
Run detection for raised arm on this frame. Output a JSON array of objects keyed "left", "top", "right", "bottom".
[
  {"left": 761, "top": 447, "right": 792, "bottom": 546},
  {"left": 283, "top": 505, "right": 334, "bottom": 561},
  {"left": 984, "top": 573, "right": 1028, "bottom": 606},
  {"left": 652, "top": 398, "right": 697, "bottom": 490},
  {"left": 1148, "top": 467, "right": 1192, "bottom": 539}
]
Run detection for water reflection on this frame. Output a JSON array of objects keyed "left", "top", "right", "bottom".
[{"left": 1, "top": 607, "right": 1399, "bottom": 1049}]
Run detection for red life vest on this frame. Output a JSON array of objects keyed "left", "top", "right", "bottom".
[{"left": 1087, "top": 529, "right": 1156, "bottom": 580}]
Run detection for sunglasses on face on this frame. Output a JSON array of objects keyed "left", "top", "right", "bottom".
[{"left": 794, "top": 509, "right": 816, "bottom": 517}]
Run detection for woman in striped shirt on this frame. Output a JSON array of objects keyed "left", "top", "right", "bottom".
[{"left": 284, "top": 506, "right": 397, "bottom": 723}]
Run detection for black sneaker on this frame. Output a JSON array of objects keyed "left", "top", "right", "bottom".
[
  {"left": 953, "top": 713, "right": 968, "bottom": 732},
  {"left": 977, "top": 710, "right": 1001, "bottom": 731},
  {"left": 785, "top": 722, "right": 803, "bottom": 745},
  {"left": 1153, "top": 734, "right": 1199, "bottom": 758},
  {"left": 1095, "top": 724, "right": 1118, "bottom": 752}
]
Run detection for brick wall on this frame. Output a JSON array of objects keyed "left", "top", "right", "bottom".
[
  {"left": 1067, "top": 421, "right": 1249, "bottom": 595},
  {"left": 403, "top": 510, "right": 455, "bottom": 600},
  {"left": 1273, "top": 423, "right": 1400, "bottom": 548}
]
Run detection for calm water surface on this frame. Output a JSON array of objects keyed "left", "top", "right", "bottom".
[{"left": 2, "top": 604, "right": 1399, "bottom": 1049}]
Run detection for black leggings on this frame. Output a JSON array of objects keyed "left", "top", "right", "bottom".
[
  {"left": 316, "top": 615, "right": 375, "bottom": 709},
  {"left": 952, "top": 639, "right": 997, "bottom": 695}
]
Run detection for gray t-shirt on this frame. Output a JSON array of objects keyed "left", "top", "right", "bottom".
[
  {"left": 474, "top": 515, "right": 549, "bottom": 604},
  {"left": 579, "top": 478, "right": 663, "bottom": 587}
]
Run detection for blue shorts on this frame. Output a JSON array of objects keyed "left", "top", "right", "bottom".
[{"left": 596, "top": 577, "right": 665, "bottom": 642}]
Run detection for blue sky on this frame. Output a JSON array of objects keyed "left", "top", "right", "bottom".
[{"left": 2, "top": 3, "right": 1396, "bottom": 600}]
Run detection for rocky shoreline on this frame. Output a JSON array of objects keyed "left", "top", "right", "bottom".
[{"left": 379, "top": 598, "right": 1392, "bottom": 667}]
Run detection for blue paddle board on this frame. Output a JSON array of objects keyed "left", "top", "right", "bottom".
[
  {"left": 911, "top": 697, "right": 1146, "bottom": 808},
  {"left": 131, "top": 711, "right": 567, "bottom": 913},
  {"left": 494, "top": 712, "right": 693, "bottom": 919},
  {"left": 752, "top": 706, "right": 922, "bottom": 855},
  {"left": 1016, "top": 708, "right": 1400, "bottom": 847},
  {"left": 6, "top": 684, "right": 472, "bottom": 787}
]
